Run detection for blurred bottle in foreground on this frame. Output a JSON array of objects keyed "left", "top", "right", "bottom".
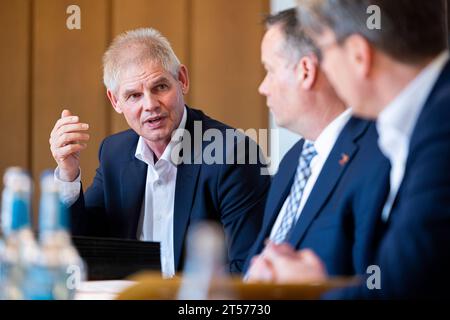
[
  {"left": 0, "top": 167, "right": 39, "bottom": 300},
  {"left": 22, "top": 170, "right": 86, "bottom": 299},
  {"left": 177, "top": 221, "right": 234, "bottom": 300}
]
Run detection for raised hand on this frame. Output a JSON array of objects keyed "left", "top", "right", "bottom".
[{"left": 49, "top": 109, "right": 90, "bottom": 182}]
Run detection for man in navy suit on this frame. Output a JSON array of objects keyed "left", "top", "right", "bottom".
[
  {"left": 48, "top": 28, "right": 270, "bottom": 277},
  {"left": 260, "top": 0, "right": 450, "bottom": 298},
  {"left": 245, "top": 9, "right": 390, "bottom": 281}
]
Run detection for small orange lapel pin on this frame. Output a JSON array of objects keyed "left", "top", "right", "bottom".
[{"left": 339, "top": 153, "right": 349, "bottom": 166}]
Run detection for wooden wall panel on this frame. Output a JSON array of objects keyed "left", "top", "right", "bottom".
[
  {"left": 110, "top": 0, "right": 190, "bottom": 133},
  {"left": 0, "top": 0, "right": 30, "bottom": 178},
  {"left": 1, "top": 0, "right": 270, "bottom": 216},
  {"left": 190, "top": 0, "right": 269, "bottom": 131},
  {"left": 32, "top": 0, "right": 109, "bottom": 191}
]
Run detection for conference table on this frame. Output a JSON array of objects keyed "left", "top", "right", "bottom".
[{"left": 75, "top": 272, "right": 358, "bottom": 300}]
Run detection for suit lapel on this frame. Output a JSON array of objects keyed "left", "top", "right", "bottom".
[
  {"left": 259, "top": 141, "right": 304, "bottom": 244},
  {"left": 120, "top": 157, "right": 147, "bottom": 238},
  {"left": 173, "top": 107, "right": 202, "bottom": 270},
  {"left": 385, "top": 61, "right": 450, "bottom": 224},
  {"left": 173, "top": 163, "right": 201, "bottom": 269},
  {"left": 288, "top": 118, "right": 369, "bottom": 247}
]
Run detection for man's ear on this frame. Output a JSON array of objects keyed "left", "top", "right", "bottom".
[
  {"left": 178, "top": 64, "right": 190, "bottom": 95},
  {"left": 345, "top": 34, "right": 373, "bottom": 79},
  {"left": 298, "top": 55, "right": 318, "bottom": 90},
  {"left": 107, "top": 89, "right": 123, "bottom": 114}
]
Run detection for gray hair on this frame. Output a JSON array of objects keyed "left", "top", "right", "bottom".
[
  {"left": 264, "top": 8, "right": 321, "bottom": 63},
  {"left": 103, "top": 28, "right": 181, "bottom": 93},
  {"left": 297, "top": 0, "right": 447, "bottom": 65}
]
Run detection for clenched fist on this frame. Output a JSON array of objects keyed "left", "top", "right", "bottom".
[{"left": 49, "top": 109, "right": 90, "bottom": 182}]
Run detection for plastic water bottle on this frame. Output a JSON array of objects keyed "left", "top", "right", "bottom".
[
  {"left": 177, "top": 221, "right": 234, "bottom": 299},
  {"left": 0, "top": 167, "right": 39, "bottom": 300},
  {"left": 22, "top": 170, "right": 85, "bottom": 300}
]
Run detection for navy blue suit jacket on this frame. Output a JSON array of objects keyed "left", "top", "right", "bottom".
[
  {"left": 244, "top": 117, "right": 390, "bottom": 276},
  {"left": 70, "top": 107, "right": 270, "bottom": 274},
  {"left": 326, "top": 60, "right": 450, "bottom": 299}
]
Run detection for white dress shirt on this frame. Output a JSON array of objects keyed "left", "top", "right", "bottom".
[
  {"left": 55, "top": 107, "right": 187, "bottom": 278},
  {"left": 377, "top": 51, "right": 449, "bottom": 221},
  {"left": 269, "top": 108, "right": 353, "bottom": 239}
]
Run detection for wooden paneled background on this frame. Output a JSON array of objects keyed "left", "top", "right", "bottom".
[{"left": 0, "top": 0, "right": 269, "bottom": 221}]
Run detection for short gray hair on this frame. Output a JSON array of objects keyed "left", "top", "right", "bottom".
[
  {"left": 103, "top": 28, "right": 181, "bottom": 93},
  {"left": 297, "top": 0, "right": 447, "bottom": 65},
  {"left": 264, "top": 8, "right": 321, "bottom": 63}
]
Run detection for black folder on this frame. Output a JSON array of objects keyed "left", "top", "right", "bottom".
[{"left": 72, "top": 236, "right": 161, "bottom": 280}]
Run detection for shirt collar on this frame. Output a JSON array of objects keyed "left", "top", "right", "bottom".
[
  {"left": 135, "top": 106, "right": 187, "bottom": 166},
  {"left": 313, "top": 108, "right": 353, "bottom": 157},
  {"left": 377, "top": 51, "right": 450, "bottom": 144}
]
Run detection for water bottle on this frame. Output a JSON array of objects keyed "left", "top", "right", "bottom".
[
  {"left": 22, "top": 170, "right": 85, "bottom": 300},
  {"left": 177, "top": 221, "right": 234, "bottom": 299},
  {"left": 0, "top": 167, "right": 38, "bottom": 300}
]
